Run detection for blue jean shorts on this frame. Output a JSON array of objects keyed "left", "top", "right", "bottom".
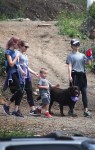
[{"left": 41, "top": 93, "right": 50, "bottom": 105}]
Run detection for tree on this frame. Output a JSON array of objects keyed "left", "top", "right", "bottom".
[{"left": 87, "top": 0, "right": 95, "bottom": 9}]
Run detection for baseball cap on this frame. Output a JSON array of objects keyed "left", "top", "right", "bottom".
[{"left": 71, "top": 39, "right": 80, "bottom": 47}]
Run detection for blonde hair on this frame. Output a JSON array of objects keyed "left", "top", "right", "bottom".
[{"left": 40, "top": 68, "right": 47, "bottom": 74}]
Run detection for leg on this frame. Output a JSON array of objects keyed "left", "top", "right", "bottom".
[
  {"left": 68, "top": 103, "right": 77, "bottom": 117},
  {"left": 37, "top": 95, "right": 41, "bottom": 101},
  {"left": 49, "top": 100, "right": 54, "bottom": 114},
  {"left": 3, "top": 73, "right": 24, "bottom": 116},
  {"left": 25, "top": 79, "right": 35, "bottom": 108},
  {"left": 59, "top": 104, "right": 65, "bottom": 116},
  {"left": 81, "top": 87, "right": 91, "bottom": 117},
  {"left": 81, "top": 87, "right": 88, "bottom": 109},
  {"left": 10, "top": 77, "right": 24, "bottom": 110},
  {"left": 42, "top": 95, "right": 52, "bottom": 118},
  {"left": 25, "top": 79, "right": 39, "bottom": 115}
]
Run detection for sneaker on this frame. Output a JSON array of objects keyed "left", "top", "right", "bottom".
[
  {"left": 45, "top": 112, "right": 52, "bottom": 118},
  {"left": 84, "top": 111, "right": 92, "bottom": 117},
  {"left": 12, "top": 110, "right": 24, "bottom": 117},
  {"left": 3, "top": 104, "right": 10, "bottom": 115},
  {"left": 68, "top": 111, "right": 77, "bottom": 117},
  {"left": 36, "top": 108, "right": 41, "bottom": 114},
  {"left": 30, "top": 110, "right": 40, "bottom": 116}
]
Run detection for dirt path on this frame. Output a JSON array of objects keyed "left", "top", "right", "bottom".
[{"left": 0, "top": 20, "right": 95, "bottom": 137}]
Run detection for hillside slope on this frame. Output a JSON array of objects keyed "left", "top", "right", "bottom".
[
  {"left": 0, "top": 20, "right": 69, "bottom": 87},
  {"left": 0, "top": 0, "right": 86, "bottom": 20}
]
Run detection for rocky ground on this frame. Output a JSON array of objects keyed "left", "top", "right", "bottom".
[{"left": 0, "top": 20, "right": 95, "bottom": 137}]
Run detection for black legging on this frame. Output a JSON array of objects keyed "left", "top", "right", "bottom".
[
  {"left": 9, "top": 72, "right": 24, "bottom": 106},
  {"left": 72, "top": 71, "right": 88, "bottom": 108},
  {"left": 25, "top": 78, "right": 34, "bottom": 107}
]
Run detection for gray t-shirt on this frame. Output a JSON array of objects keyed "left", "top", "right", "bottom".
[
  {"left": 66, "top": 51, "right": 87, "bottom": 72},
  {"left": 16, "top": 50, "right": 29, "bottom": 78},
  {"left": 38, "top": 78, "right": 51, "bottom": 96},
  {"left": 19, "top": 51, "right": 28, "bottom": 66}
]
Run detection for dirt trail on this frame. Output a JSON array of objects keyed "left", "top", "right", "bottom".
[
  {"left": 0, "top": 20, "right": 95, "bottom": 137},
  {"left": 0, "top": 21, "right": 69, "bottom": 86}
]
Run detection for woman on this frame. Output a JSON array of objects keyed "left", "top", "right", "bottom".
[
  {"left": 66, "top": 39, "right": 92, "bottom": 117},
  {"left": 3, "top": 37, "right": 24, "bottom": 117},
  {"left": 18, "top": 40, "right": 39, "bottom": 115}
]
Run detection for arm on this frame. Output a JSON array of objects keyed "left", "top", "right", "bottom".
[
  {"left": 87, "top": 57, "right": 92, "bottom": 65},
  {"left": 66, "top": 54, "right": 72, "bottom": 81},
  {"left": 28, "top": 67, "right": 39, "bottom": 77},
  {"left": 38, "top": 84, "right": 49, "bottom": 90},
  {"left": 6, "top": 53, "right": 19, "bottom": 67},
  {"left": 68, "top": 63, "right": 72, "bottom": 81},
  {"left": 18, "top": 65, "right": 26, "bottom": 76},
  {"left": 51, "top": 84, "right": 60, "bottom": 88}
]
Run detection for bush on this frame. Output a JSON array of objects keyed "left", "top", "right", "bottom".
[
  {"left": 0, "top": 47, "right": 6, "bottom": 76},
  {"left": 57, "top": 11, "right": 87, "bottom": 39},
  {"left": 89, "top": 2, "right": 95, "bottom": 19}
]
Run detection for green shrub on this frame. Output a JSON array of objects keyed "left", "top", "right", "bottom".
[
  {"left": 0, "top": 0, "right": 25, "bottom": 20},
  {"left": 0, "top": 47, "right": 6, "bottom": 76},
  {"left": 0, "top": 130, "right": 34, "bottom": 138},
  {"left": 57, "top": 11, "right": 87, "bottom": 39},
  {"left": 89, "top": 2, "right": 95, "bottom": 19},
  {"left": 71, "top": 0, "right": 86, "bottom": 8}
]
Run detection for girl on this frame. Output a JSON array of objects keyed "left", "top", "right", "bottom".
[
  {"left": 66, "top": 39, "right": 92, "bottom": 117},
  {"left": 3, "top": 37, "right": 24, "bottom": 117}
]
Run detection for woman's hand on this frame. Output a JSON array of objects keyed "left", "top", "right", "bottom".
[
  {"left": 16, "top": 52, "right": 20, "bottom": 59},
  {"left": 35, "top": 73, "right": 40, "bottom": 78},
  {"left": 21, "top": 70, "right": 26, "bottom": 76}
]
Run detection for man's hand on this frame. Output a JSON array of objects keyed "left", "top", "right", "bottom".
[{"left": 69, "top": 77, "right": 73, "bottom": 86}]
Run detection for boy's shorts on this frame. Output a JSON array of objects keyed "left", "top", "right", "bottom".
[{"left": 41, "top": 93, "right": 50, "bottom": 105}]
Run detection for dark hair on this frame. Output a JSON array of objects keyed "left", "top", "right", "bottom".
[
  {"left": 18, "top": 40, "right": 29, "bottom": 48},
  {"left": 6, "top": 37, "right": 20, "bottom": 49},
  {"left": 18, "top": 40, "right": 25, "bottom": 47}
]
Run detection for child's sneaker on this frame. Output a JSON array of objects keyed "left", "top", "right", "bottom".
[
  {"left": 84, "top": 111, "right": 92, "bottom": 117},
  {"left": 30, "top": 110, "right": 40, "bottom": 116},
  {"left": 36, "top": 108, "right": 41, "bottom": 114},
  {"left": 45, "top": 112, "right": 52, "bottom": 118},
  {"left": 3, "top": 104, "right": 10, "bottom": 115}
]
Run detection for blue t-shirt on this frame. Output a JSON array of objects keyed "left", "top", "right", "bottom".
[{"left": 5, "top": 49, "right": 18, "bottom": 73}]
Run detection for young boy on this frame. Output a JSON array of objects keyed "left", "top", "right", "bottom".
[{"left": 37, "top": 68, "right": 59, "bottom": 118}]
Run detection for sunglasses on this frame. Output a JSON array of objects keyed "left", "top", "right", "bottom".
[{"left": 24, "top": 46, "right": 29, "bottom": 49}]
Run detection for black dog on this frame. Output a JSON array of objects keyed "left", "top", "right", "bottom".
[
  {"left": 49, "top": 86, "right": 80, "bottom": 117},
  {"left": 37, "top": 86, "right": 80, "bottom": 117}
]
